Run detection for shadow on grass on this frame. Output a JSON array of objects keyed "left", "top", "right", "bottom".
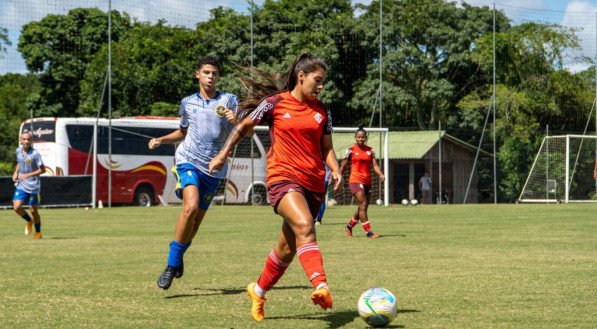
[
  {"left": 165, "top": 285, "right": 310, "bottom": 299},
  {"left": 268, "top": 309, "right": 409, "bottom": 329},
  {"left": 43, "top": 236, "right": 78, "bottom": 240}
]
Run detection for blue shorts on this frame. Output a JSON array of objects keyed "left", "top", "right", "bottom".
[
  {"left": 13, "top": 189, "right": 40, "bottom": 206},
  {"left": 177, "top": 163, "right": 220, "bottom": 210}
]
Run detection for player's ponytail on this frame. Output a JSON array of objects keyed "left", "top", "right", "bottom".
[
  {"left": 285, "top": 52, "right": 327, "bottom": 91},
  {"left": 356, "top": 123, "right": 367, "bottom": 136},
  {"left": 236, "top": 52, "right": 327, "bottom": 120}
]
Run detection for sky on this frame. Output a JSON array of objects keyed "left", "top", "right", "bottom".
[{"left": 1, "top": 0, "right": 597, "bottom": 74}]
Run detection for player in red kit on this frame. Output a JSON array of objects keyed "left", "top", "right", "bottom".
[
  {"left": 209, "top": 53, "right": 341, "bottom": 322},
  {"left": 340, "top": 124, "right": 385, "bottom": 238}
]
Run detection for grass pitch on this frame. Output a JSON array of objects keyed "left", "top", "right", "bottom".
[{"left": 0, "top": 204, "right": 595, "bottom": 328}]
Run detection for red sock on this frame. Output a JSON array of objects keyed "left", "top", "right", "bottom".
[
  {"left": 348, "top": 217, "right": 358, "bottom": 228},
  {"left": 362, "top": 221, "right": 371, "bottom": 232},
  {"left": 256, "top": 249, "right": 289, "bottom": 292},
  {"left": 297, "top": 242, "right": 327, "bottom": 289}
]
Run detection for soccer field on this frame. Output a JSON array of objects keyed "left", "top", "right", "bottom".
[{"left": 1, "top": 204, "right": 595, "bottom": 328}]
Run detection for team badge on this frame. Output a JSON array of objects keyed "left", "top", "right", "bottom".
[
  {"left": 25, "top": 159, "right": 31, "bottom": 165},
  {"left": 203, "top": 192, "right": 214, "bottom": 203},
  {"left": 314, "top": 112, "right": 323, "bottom": 124},
  {"left": 215, "top": 106, "right": 226, "bottom": 117}
]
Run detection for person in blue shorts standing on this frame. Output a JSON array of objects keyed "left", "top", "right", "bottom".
[
  {"left": 13, "top": 131, "right": 46, "bottom": 239},
  {"left": 148, "top": 56, "right": 239, "bottom": 290}
]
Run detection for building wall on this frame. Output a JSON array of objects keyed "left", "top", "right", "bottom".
[{"left": 387, "top": 139, "right": 479, "bottom": 204}]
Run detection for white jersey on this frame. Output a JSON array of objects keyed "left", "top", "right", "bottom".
[
  {"left": 15, "top": 146, "right": 45, "bottom": 194},
  {"left": 175, "top": 91, "right": 239, "bottom": 179}
]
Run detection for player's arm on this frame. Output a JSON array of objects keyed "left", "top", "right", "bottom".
[
  {"left": 372, "top": 156, "right": 385, "bottom": 182},
  {"left": 12, "top": 164, "right": 19, "bottom": 182},
  {"left": 322, "top": 134, "right": 342, "bottom": 191},
  {"left": 209, "top": 117, "right": 257, "bottom": 174},
  {"left": 18, "top": 166, "right": 45, "bottom": 180},
  {"left": 148, "top": 128, "right": 187, "bottom": 149}
]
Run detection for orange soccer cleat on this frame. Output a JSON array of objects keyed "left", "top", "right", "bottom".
[
  {"left": 25, "top": 221, "right": 33, "bottom": 236},
  {"left": 311, "top": 287, "right": 333, "bottom": 310},
  {"left": 32, "top": 232, "right": 42, "bottom": 240},
  {"left": 246, "top": 283, "right": 266, "bottom": 322}
]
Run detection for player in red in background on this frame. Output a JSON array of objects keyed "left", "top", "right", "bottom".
[
  {"left": 340, "top": 124, "right": 385, "bottom": 238},
  {"left": 209, "top": 53, "right": 342, "bottom": 322}
]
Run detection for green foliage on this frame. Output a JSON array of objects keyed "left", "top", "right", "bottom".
[
  {"left": 0, "top": 74, "right": 41, "bottom": 166},
  {"left": 149, "top": 102, "right": 179, "bottom": 117},
  {"left": 79, "top": 20, "right": 198, "bottom": 117},
  {"left": 18, "top": 8, "right": 131, "bottom": 117},
  {"left": 2, "top": 1, "right": 596, "bottom": 201},
  {"left": 0, "top": 161, "right": 13, "bottom": 176},
  {"left": 463, "top": 20, "right": 593, "bottom": 201}
]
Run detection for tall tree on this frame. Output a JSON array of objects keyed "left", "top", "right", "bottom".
[
  {"left": 457, "top": 22, "right": 593, "bottom": 201},
  {"left": 80, "top": 20, "right": 198, "bottom": 117},
  {"left": 18, "top": 8, "right": 130, "bottom": 117},
  {"left": 351, "top": 0, "right": 508, "bottom": 129},
  {"left": 0, "top": 74, "right": 41, "bottom": 175}
]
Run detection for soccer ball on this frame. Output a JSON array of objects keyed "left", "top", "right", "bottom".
[
  {"left": 410, "top": 199, "right": 418, "bottom": 206},
  {"left": 376, "top": 199, "right": 383, "bottom": 206},
  {"left": 401, "top": 199, "right": 409, "bottom": 206},
  {"left": 357, "top": 288, "right": 398, "bottom": 327}
]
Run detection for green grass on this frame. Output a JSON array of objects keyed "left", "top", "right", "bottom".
[{"left": 1, "top": 204, "right": 595, "bottom": 328}]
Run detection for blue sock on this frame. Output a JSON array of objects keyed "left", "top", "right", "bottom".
[
  {"left": 21, "top": 213, "right": 31, "bottom": 222},
  {"left": 316, "top": 202, "right": 326, "bottom": 222},
  {"left": 167, "top": 241, "right": 186, "bottom": 268},
  {"left": 34, "top": 223, "right": 41, "bottom": 232},
  {"left": 182, "top": 241, "right": 192, "bottom": 254}
]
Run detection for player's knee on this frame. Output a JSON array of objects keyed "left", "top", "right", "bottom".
[
  {"left": 30, "top": 207, "right": 39, "bottom": 215},
  {"left": 181, "top": 204, "right": 199, "bottom": 218},
  {"left": 293, "top": 220, "right": 316, "bottom": 241},
  {"left": 358, "top": 202, "right": 368, "bottom": 211}
]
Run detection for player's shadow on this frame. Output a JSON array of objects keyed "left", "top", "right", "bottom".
[
  {"left": 268, "top": 309, "right": 408, "bottom": 329},
  {"left": 43, "top": 236, "right": 78, "bottom": 240},
  {"left": 165, "top": 284, "right": 310, "bottom": 299},
  {"left": 267, "top": 310, "right": 359, "bottom": 329}
]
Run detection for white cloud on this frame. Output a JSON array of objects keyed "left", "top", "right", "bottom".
[{"left": 561, "top": 1, "right": 597, "bottom": 72}]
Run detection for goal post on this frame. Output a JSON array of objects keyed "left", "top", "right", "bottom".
[
  {"left": 518, "top": 134, "right": 597, "bottom": 203},
  {"left": 329, "top": 127, "right": 390, "bottom": 207}
]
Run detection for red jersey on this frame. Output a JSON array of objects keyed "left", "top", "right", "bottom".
[
  {"left": 344, "top": 144, "right": 376, "bottom": 185},
  {"left": 249, "top": 91, "right": 332, "bottom": 192}
]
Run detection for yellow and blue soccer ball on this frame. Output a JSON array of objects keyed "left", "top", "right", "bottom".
[{"left": 357, "top": 288, "right": 398, "bottom": 327}]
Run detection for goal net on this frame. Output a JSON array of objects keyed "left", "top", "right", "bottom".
[
  {"left": 220, "top": 126, "right": 390, "bottom": 206},
  {"left": 518, "top": 135, "right": 597, "bottom": 203}
]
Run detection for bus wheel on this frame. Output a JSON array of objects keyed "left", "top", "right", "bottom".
[
  {"left": 249, "top": 185, "right": 267, "bottom": 206},
  {"left": 134, "top": 186, "right": 154, "bottom": 207}
]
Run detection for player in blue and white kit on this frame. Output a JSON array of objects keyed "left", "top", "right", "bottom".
[
  {"left": 148, "top": 56, "right": 239, "bottom": 290},
  {"left": 12, "top": 131, "right": 46, "bottom": 239}
]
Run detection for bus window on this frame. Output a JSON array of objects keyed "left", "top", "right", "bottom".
[{"left": 66, "top": 125, "right": 94, "bottom": 153}]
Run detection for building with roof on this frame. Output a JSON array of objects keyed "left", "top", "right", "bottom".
[{"left": 332, "top": 130, "right": 492, "bottom": 204}]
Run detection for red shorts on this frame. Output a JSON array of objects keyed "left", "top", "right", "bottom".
[
  {"left": 268, "top": 180, "right": 324, "bottom": 218},
  {"left": 349, "top": 183, "right": 371, "bottom": 195}
]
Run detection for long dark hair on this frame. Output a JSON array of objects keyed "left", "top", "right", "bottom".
[{"left": 237, "top": 52, "right": 327, "bottom": 120}]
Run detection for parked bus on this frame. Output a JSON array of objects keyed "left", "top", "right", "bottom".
[{"left": 20, "top": 117, "right": 268, "bottom": 206}]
